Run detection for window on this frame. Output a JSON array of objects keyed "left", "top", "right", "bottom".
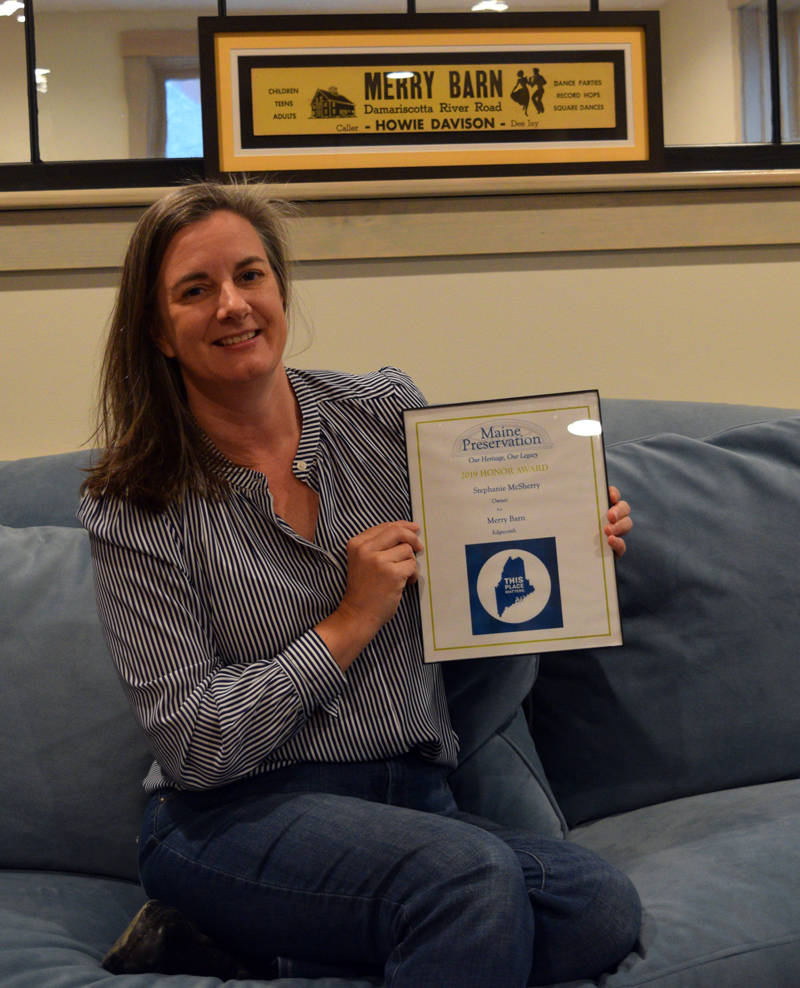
[
  {"left": 739, "top": 2, "right": 772, "bottom": 143},
  {"left": 3, "top": 0, "right": 800, "bottom": 193},
  {"left": 165, "top": 77, "right": 204, "bottom": 157},
  {"left": 739, "top": 0, "right": 800, "bottom": 144},
  {"left": 121, "top": 30, "right": 202, "bottom": 158}
]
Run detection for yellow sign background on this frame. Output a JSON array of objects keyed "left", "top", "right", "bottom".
[
  {"left": 213, "top": 26, "right": 651, "bottom": 172},
  {"left": 250, "top": 62, "right": 617, "bottom": 139}
]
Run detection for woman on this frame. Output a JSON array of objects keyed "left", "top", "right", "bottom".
[
  {"left": 80, "top": 182, "right": 639, "bottom": 987},
  {"left": 510, "top": 70, "right": 531, "bottom": 116}
]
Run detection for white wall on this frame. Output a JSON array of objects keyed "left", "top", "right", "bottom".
[
  {"left": 290, "top": 247, "right": 799, "bottom": 410},
  {"left": 0, "top": 271, "right": 114, "bottom": 459},
  {"left": 2, "top": 243, "right": 798, "bottom": 462}
]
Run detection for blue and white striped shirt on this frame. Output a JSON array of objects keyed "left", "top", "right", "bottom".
[{"left": 79, "top": 367, "right": 459, "bottom": 792}]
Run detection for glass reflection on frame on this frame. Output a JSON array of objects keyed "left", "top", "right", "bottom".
[
  {"left": 778, "top": 0, "right": 800, "bottom": 143},
  {"left": 605, "top": 0, "right": 769, "bottom": 147},
  {"left": 8, "top": 0, "right": 797, "bottom": 168},
  {"left": 33, "top": 0, "right": 216, "bottom": 162}
]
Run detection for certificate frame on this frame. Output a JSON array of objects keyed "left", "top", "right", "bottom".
[
  {"left": 403, "top": 390, "right": 622, "bottom": 664},
  {"left": 198, "top": 12, "right": 664, "bottom": 184}
]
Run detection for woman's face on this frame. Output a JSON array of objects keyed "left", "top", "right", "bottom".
[{"left": 155, "top": 209, "right": 288, "bottom": 404}]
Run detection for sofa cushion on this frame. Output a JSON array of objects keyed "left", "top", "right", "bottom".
[
  {"left": 599, "top": 398, "right": 799, "bottom": 446},
  {"left": 0, "top": 523, "right": 150, "bottom": 881},
  {"left": 0, "top": 450, "right": 91, "bottom": 528},
  {"left": 564, "top": 779, "right": 800, "bottom": 987},
  {"left": 531, "top": 416, "right": 800, "bottom": 826}
]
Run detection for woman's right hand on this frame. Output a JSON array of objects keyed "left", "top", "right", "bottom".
[{"left": 315, "top": 521, "right": 423, "bottom": 671}]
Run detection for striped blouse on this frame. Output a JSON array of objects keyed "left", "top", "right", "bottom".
[{"left": 78, "top": 366, "right": 459, "bottom": 793}]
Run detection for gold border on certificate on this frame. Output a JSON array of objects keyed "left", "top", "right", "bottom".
[
  {"left": 199, "top": 14, "right": 664, "bottom": 182},
  {"left": 403, "top": 390, "right": 622, "bottom": 664}
]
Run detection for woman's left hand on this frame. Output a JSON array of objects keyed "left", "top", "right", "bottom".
[{"left": 605, "top": 487, "right": 632, "bottom": 558}]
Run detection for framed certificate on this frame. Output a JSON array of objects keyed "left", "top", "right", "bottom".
[
  {"left": 403, "top": 390, "right": 621, "bottom": 663},
  {"left": 198, "top": 12, "right": 663, "bottom": 183}
]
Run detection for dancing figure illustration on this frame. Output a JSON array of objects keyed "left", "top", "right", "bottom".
[
  {"left": 510, "top": 67, "right": 547, "bottom": 116},
  {"left": 530, "top": 67, "right": 546, "bottom": 114}
]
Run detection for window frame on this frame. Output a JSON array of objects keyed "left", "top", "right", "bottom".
[{"left": 3, "top": 0, "right": 799, "bottom": 196}]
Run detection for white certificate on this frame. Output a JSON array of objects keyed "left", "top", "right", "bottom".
[{"left": 404, "top": 390, "right": 622, "bottom": 663}]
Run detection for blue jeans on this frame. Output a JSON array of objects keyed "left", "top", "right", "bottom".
[{"left": 138, "top": 753, "right": 640, "bottom": 988}]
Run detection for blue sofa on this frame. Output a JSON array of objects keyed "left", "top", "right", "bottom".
[{"left": 2, "top": 397, "right": 799, "bottom": 988}]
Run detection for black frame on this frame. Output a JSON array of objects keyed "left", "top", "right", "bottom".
[
  {"left": 401, "top": 388, "right": 620, "bottom": 662},
  {"left": 199, "top": 12, "right": 661, "bottom": 183},
  {"left": 1, "top": 0, "right": 797, "bottom": 193}
]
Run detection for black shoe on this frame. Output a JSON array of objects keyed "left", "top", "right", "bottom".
[{"left": 101, "top": 900, "right": 255, "bottom": 979}]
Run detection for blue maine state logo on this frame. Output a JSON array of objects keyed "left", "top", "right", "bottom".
[
  {"left": 494, "top": 555, "right": 537, "bottom": 619},
  {"left": 465, "top": 538, "right": 563, "bottom": 636}
]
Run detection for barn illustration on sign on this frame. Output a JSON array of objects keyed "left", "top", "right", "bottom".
[{"left": 310, "top": 86, "right": 356, "bottom": 118}]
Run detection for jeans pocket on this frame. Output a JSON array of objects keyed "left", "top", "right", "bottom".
[
  {"left": 153, "top": 792, "right": 179, "bottom": 838},
  {"left": 140, "top": 790, "right": 178, "bottom": 845},
  {"left": 137, "top": 791, "right": 179, "bottom": 888}
]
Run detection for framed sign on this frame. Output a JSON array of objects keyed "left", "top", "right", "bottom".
[
  {"left": 403, "top": 390, "right": 621, "bottom": 664},
  {"left": 199, "top": 13, "right": 664, "bottom": 183}
]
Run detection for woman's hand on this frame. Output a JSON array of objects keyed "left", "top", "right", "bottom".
[
  {"left": 340, "top": 521, "right": 423, "bottom": 629},
  {"left": 315, "top": 521, "right": 424, "bottom": 671},
  {"left": 605, "top": 487, "right": 632, "bottom": 558}
]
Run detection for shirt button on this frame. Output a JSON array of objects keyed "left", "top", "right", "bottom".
[{"left": 296, "top": 460, "right": 307, "bottom": 472}]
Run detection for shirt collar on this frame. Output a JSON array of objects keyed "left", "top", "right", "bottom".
[
  {"left": 194, "top": 366, "right": 321, "bottom": 491},
  {"left": 287, "top": 367, "right": 321, "bottom": 476}
]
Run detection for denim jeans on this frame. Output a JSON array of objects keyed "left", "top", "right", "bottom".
[{"left": 138, "top": 753, "right": 640, "bottom": 988}]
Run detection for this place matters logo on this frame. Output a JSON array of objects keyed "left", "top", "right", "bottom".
[{"left": 465, "top": 538, "right": 563, "bottom": 636}]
